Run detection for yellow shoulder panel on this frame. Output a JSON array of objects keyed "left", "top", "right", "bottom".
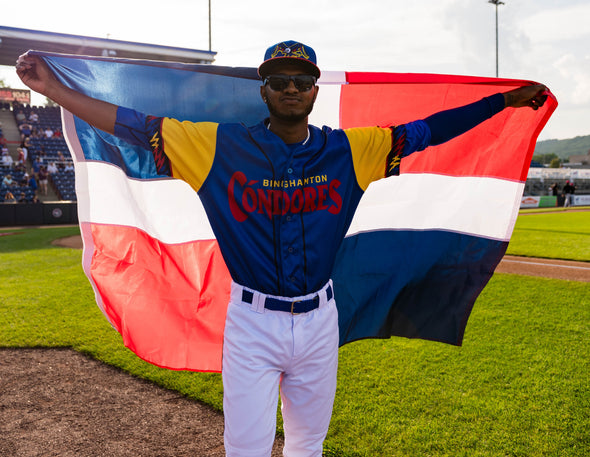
[
  {"left": 345, "top": 127, "right": 393, "bottom": 191},
  {"left": 161, "top": 119, "right": 218, "bottom": 192}
]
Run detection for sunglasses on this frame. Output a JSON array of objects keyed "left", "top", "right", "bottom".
[{"left": 264, "top": 74, "right": 317, "bottom": 92}]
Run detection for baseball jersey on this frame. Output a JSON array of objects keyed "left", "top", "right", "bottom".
[{"left": 114, "top": 93, "right": 505, "bottom": 297}]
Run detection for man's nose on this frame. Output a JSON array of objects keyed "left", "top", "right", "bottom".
[{"left": 284, "top": 79, "right": 298, "bottom": 92}]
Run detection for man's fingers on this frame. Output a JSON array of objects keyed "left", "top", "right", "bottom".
[
  {"left": 530, "top": 93, "right": 547, "bottom": 110},
  {"left": 535, "top": 94, "right": 547, "bottom": 106},
  {"left": 530, "top": 94, "right": 547, "bottom": 110},
  {"left": 16, "top": 52, "right": 38, "bottom": 69}
]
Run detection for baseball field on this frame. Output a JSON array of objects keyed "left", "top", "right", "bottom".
[{"left": 1, "top": 208, "right": 589, "bottom": 456}]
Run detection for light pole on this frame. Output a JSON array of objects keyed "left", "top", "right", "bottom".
[
  {"left": 488, "top": 0, "right": 504, "bottom": 77},
  {"left": 208, "top": 0, "right": 212, "bottom": 52}
]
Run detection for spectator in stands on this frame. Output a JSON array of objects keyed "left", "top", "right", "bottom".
[
  {"left": 47, "top": 161, "right": 58, "bottom": 174},
  {"left": 15, "top": 109, "right": 26, "bottom": 124},
  {"left": 3, "top": 191, "right": 16, "bottom": 203},
  {"left": 28, "top": 173, "right": 38, "bottom": 194},
  {"left": 17, "top": 147, "right": 26, "bottom": 166},
  {"left": 44, "top": 126, "right": 54, "bottom": 138},
  {"left": 2, "top": 174, "right": 14, "bottom": 187},
  {"left": 29, "top": 110, "right": 39, "bottom": 123},
  {"left": 64, "top": 162, "right": 74, "bottom": 172},
  {"left": 32, "top": 157, "right": 42, "bottom": 173},
  {"left": 2, "top": 150, "right": 14, "bottom": 168},
  {"left": 30, "top": 127, "right": 41, "bottom": 139},
  {"left": 22, "top": 136, "right": 31, "bottom": 150},
  {"left": 38, "top": 165, "right": 48, "bottom": 196},
  {"left": 19, "top": 122, "right": 33, "bottom": 138},
  {"left": 17, "top": 192, "right": 27, "bottom": 203},
  {"left": 14, "top": 162, "right": 25, "bottom": 174},
  {"left": 38, "top": 148, "right": 47, "bottom": 163}
]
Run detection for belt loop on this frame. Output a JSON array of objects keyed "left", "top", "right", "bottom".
[
  {"left": 250, "top": 290, "right": 266, "bottom": 314},
  {"left": 320, "top": 280, "right": 333, "bottom": 305}
]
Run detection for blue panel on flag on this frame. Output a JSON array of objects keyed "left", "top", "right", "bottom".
[
  {"left": 37, "top": 52, "right": 268, "bottom": 179},
  {"left": 333, "top": 230, "right": 508, "bottom": 346}
]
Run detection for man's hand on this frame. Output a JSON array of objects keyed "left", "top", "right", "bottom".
[
  {"left": 16, "top": 52, "right": 58, "bottom": 98},
  {"left": 503, "top": 84, "right": 548, "bottom": 111},
  {"left": 16, "top": 51, "right": 118, "bottom": 135}
]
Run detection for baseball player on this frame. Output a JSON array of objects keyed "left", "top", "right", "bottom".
[{"left": 17, "top": 41, "right": 546, "bottom": 457}]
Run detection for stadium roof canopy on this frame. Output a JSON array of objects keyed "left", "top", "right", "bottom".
[{"left": 0, "top": 26, "right": 216, "bottom": 67}]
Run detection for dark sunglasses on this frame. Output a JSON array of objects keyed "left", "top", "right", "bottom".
[{"left": 264, "top": 74, "right": 317, "bottom": 92}]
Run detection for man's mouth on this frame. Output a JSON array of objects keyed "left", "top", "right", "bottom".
[{"left": 281, "top": 96, "right": 301, "bottom": 104}]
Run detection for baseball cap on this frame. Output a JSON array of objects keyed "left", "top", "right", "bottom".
[{"left": 258, "top": 40, "right": 320, "bottom": 79}]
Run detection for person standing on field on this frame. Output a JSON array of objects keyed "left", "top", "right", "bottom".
[{"left": 17, "top": 41, "right": 547, "bottom": 457}]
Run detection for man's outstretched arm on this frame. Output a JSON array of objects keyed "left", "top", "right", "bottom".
[
  {"left": 425, "top": 84, "right": 548, "bottom": 146},
  {"left": 16, "top": 52, "right": 117, "bottom": 135}
]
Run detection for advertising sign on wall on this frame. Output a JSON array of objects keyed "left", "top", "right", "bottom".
[{"left": 0, "top": 88, "right": 31, "bottom": 104}]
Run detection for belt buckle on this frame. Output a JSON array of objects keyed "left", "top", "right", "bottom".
[{"left": 291, "top": 300, "right": 301, "bottom": 315}]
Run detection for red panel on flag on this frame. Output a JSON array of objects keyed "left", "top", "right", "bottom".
[
  {"left": 340, "top": 73, "right": 557, "bottom": 182},
  {"left": 90, "top": 223, "right": 231, "bottom": 372}
]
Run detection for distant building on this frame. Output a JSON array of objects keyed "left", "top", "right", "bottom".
[{"left": 568, "top": 150, "right": 590, "bottom": 168}]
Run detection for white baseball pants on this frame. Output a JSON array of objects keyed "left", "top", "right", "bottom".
[{"left": 222, "top": 281, "right": 339, "bottom": 457}]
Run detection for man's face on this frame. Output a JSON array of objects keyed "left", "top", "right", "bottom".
[{"left": 260, "top": 66, "right": 319, "bottom": 123}]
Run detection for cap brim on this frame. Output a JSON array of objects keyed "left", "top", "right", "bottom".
[{"left": 258, "top": 57, "right": 320, "bottom": 79}]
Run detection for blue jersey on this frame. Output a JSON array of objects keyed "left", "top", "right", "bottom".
[{"left": 114, "top": 93, "right": 504, "bottom": 296}]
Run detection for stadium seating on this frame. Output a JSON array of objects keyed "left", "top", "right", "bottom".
[
  {"left": 50, "top": 169, "right": 76, "bottom": 201},
  {"left": 0, "top": 166, "right": 36, "bottom": 203},
  {"left": 10, "top": 103, "right": 76, "bottom": 202}
]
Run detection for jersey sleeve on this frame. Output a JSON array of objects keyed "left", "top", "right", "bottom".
[
  {"left": 344, "top": 122, "right": 431, "bottom": 191},
  {"left": 114, "top": 106, "right": 217, "bottom": 192},
  {"left": 345, "top": 93, "right": 507, "bottom": 191},
  {"left": 424, "top": 93, "right": 505, "bottom": 145}
]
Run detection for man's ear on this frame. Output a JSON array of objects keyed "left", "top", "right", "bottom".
[
  {"left": 260, "top": 85, "right": 268, "bottom": 103},
  {"left": 312, "top": 85, "right": 319, "bottom": 103}
]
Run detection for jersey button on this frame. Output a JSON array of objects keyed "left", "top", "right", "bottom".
[
  {"left": 288, "top": 247, "right": 294, "bottom": 253},
  {"left": 287, "top": 168, "right": 293, "bottom": 174}
]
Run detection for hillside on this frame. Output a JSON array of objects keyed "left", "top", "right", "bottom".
[{"left": 534, "top": 134, "right": 590, "bottom": 160}]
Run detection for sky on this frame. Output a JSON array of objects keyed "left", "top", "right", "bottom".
[{"left": 1, "top": 0, "right": 589, "bottom": 141}]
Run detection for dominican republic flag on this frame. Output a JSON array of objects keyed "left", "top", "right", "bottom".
[{"left": 36, "top": 51, "right": 556, "bottom": 373}]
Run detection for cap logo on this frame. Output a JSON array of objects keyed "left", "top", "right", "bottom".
[{"left": 271, "top": 42, "right": 310, "bottom": 60}]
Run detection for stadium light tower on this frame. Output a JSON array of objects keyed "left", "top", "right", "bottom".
[
  {"left": 488, "top": 0, "right": 504, "bottom": 77},
  {"left": 208, "top": 0, "right": 212, "bottom": 51}
]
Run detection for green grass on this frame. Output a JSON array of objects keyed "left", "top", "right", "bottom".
[
  {"left": 0, "top": 226, "right": 224, "bottom": 409},
  {"left": 331, "top": 276, "right": 590, "bottom": 456},
  {"left": 1, "top": 219, "right": 589, "bottom": 456},
  {"left": 507, "top": 209, "right": 590, "bottom": 261}
]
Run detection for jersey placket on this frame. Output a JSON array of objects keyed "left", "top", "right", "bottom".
[{"left": 276, "top": 149, "right": 308, "bottom": 297}]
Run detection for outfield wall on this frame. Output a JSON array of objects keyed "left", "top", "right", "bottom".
[
  {"left": 520, "top": 196, "right": 558, "bottom": 208},
  {"left": 573, "top": 195, "right": 590, "bottom": 206},
  {"left": 0, "top": 197, "right": 585, "bottom": 226},
  {"left": 0, "top": 202, "right": 78, "bottom": 227}
]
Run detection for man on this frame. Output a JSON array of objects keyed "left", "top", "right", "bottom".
[
  {"left": 17, "top": 41, "right": 546, "bottom": 457},
  {"left": 563, "top": 180, "right": 575, "bottom": 207}
]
